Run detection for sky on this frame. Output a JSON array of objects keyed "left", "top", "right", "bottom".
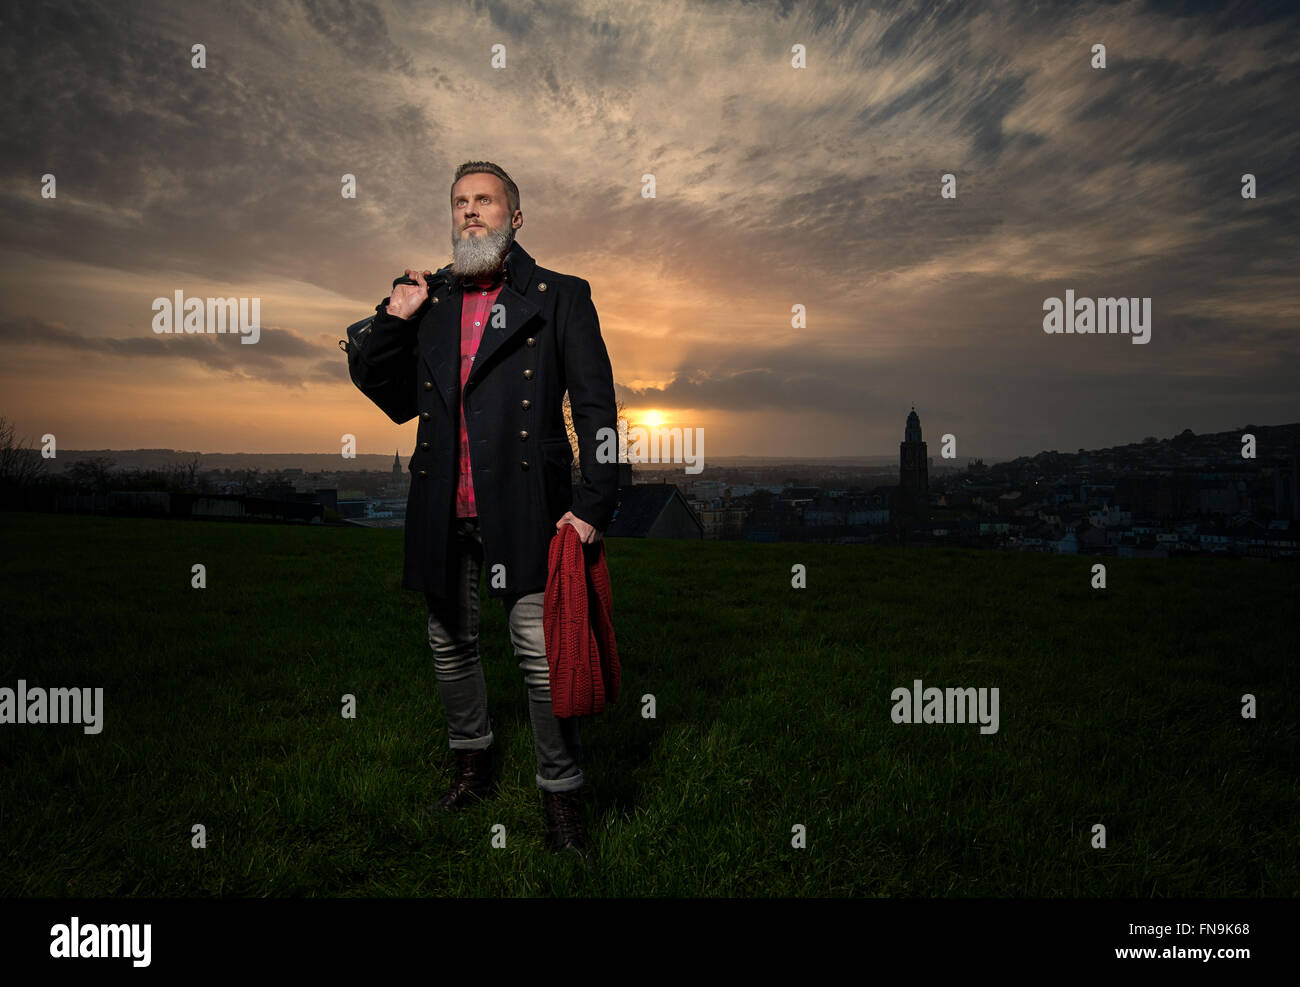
[{"left": 1, "top": 0, "right": 1297, "bottom": 462}]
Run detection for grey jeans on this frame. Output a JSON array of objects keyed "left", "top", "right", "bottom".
[{"left": 425, "top": 516, "right": 584, "bottom": 794}]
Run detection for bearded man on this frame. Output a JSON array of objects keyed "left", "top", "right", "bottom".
[{"left": 346, "top": 160, "right": 619, "bottom": 861}]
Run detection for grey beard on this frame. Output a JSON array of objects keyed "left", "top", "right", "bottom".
[{"left": 450, "top": 223, "right": 513, "bottom": 278}]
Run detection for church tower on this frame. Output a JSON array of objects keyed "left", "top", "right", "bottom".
[
  {"left": 392, "top": 449, "right": 401, "bottom": 477},
  {"left": 900, "top": 406, "right": 928, "bottom": 494}
]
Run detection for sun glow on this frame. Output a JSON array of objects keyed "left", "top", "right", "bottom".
[{"left": 634, "top": 409, "right": 667, "bottom": 429}]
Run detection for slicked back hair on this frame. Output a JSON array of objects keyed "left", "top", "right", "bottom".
[{"left": 451, "top": 161, "right": 520, "bottom": 216}]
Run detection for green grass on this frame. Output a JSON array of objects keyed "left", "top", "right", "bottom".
[{"left": 0, "top": 512, "right": 1295, "bottom": 897}]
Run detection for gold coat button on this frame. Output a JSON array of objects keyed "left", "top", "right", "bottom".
[
  {"left": 417, "top": 469, "right": 427, "bottom": 477},
  {"left": 538, "top": 282, "right": 547, "bottom": 292},
  {"left": 424, "top": 381, "right": 433, "bottom": 391},
  {"left": 521, "top": 461, "right": 530, "bottom": 470},
  {"left": 523, "top": 369, "right": 533, "bottom": 380},
  {"left": 519, "top": 430, "right": 529, "bottom": 440},
  {"left": 520, "top": 399, "right": 531, "bottom": 410},
  {"left": 420, "top": 442, "right": 430, "bottom": 451},
  {"left": 526, "top": 337, "right": 536, "bottom": 347},
  {"left": 432, "top": 296, "right": 440, "bottom": 304},
  {"left": 420, "top": 412, "right": 430, "bottom": 421}
]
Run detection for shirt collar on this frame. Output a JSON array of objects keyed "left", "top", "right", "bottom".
[{"left": 460, "top": 268, "right": 504, "bottom": 290}]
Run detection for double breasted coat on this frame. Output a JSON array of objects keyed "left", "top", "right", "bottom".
[{"left": 344, "top": 240, "right": 619, "bottom": 600}]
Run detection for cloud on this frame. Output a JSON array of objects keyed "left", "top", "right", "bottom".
[
  {"left": 0, "top": 316, "right": 339, "bottom": 387},
  {"left": 0, "top": 0, "right": 1297, "bottom": 456}
]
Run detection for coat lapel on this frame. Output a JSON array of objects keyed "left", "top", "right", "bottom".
[
  {"left": 467, "top": 282, "right": 540, "bottom": 386},
  {"left": 418, "top": 282, "right": 463, "bottom": 416}
]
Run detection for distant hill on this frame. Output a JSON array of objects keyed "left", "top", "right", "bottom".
[
  {"left": 42, "top": 450, "right": 962, "bottom": 474},
  {"left": 991, "top": 422, "right": 1300, "bottom": 472},
  {"left": 43, "top": 450, "right": 403, "bottom": 474}
]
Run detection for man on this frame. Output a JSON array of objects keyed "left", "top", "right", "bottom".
[{"left": 345, "top": 161, "right": 619, "bottom": 860}]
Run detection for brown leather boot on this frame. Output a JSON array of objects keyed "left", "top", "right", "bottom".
[
  {"left": 433, "top": 746, "right": 496, "bottom": 811},
  {"left": 543, "top": 786, "right": 592, "bottom": 863}
]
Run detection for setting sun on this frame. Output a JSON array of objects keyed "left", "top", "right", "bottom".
[{"left": 634, "top": 409, "right": 667, "bottom": 429}]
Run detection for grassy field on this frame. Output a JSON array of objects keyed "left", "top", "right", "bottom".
[{"left": 0, "top": 512, "right": 1295, "bottom": 897}]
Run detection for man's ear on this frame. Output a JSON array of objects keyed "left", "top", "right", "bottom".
[{"left": 513, "top": 210, "right": 523, "bottom": 230}]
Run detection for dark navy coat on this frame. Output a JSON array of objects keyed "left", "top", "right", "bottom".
[{"left": 345, "top": 240, "right": 618, "bottom": 600}]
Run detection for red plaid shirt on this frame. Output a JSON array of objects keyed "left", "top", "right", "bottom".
[{"left": 456, "top": 273, "right": 505, "bottom": 517}]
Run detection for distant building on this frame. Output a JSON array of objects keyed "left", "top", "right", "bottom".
[
  {"left": 337, "top": 499, "right": 368, "bottom": 519},
  {"left": 1275, "top": 446, "right": 1298, "bottom": 520},
  {"left": 606, "top": 483, "right": 703, "bottom": 539},
  {"left": 900, "top": 406, "right": 929, "bottom": 494},
  {"left": 383, "top": 449, "right": 411, "bottom": 498}
]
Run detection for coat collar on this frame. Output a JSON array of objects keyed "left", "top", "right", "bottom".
[
  {"left": 462, "top": 239, "right": 534, "bottom": 291},
  {"left": 420, "top": 240, "right": 542, "bottom": 413}
]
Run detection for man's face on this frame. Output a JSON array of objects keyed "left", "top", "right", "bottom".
[{"left": 448, "top": 173, "right": 522, "bottom": 278}]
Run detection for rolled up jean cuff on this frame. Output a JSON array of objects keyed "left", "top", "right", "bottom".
[
  {"left": 537, "top": 770, "right": 585, "bottom": 793},
  {"left": 448, "top": 731, "right": 494, "bottom": 751}
]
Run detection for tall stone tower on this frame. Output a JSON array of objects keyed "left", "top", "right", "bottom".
[
  {"left": 899, "top": 405, "right": 928, "bottom": 494},
  {"left": 392, "top": 449, "right": 401, "bottom": 478}
]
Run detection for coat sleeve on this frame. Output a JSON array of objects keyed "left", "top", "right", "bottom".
[
  {"left": 346, "top": 292, "right": 422, "bottom": 425},
  {"left": 562, "top": 278, "right": 619, "bottom": 531}
]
